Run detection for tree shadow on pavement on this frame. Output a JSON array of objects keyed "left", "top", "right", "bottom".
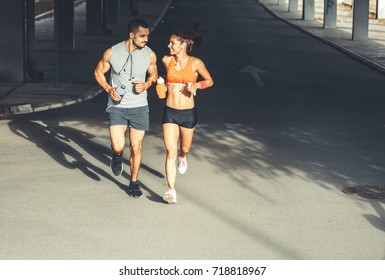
[
  {"left": 192, "top": 120, "right": 385, "bottom": 234},
  {"left": 194, "top": 122, "right": 385, "bottom": 193},
  {"left": 8, "top": 119, "right": 164, "bottom": 202}
]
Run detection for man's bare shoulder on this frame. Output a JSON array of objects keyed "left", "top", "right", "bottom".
[
  {"left": 162, "top": 55, "right": 172, "bottom": 65},
  {"left": 102, "top": 48, "right": 113, "bottom": 62},
  {"left": 162, "top": 55, "right": 172, "bottom": 61}
]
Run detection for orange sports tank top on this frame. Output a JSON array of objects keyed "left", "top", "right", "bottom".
[{"left": 166, "top": 56, "right": 197, "bottom": 84}]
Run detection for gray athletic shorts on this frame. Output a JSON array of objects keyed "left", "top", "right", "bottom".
[{"left": 106, "top": 105, "right": 149, "bottom": 131}]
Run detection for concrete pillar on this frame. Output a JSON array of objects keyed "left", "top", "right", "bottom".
[
  {"left": 56, "top": 0, "right": 75, "bottom": 51},
  {"left": 25, "top": 0, "right": 43, "bottom": 80},
  {"left": 377, "top": 0, "right": 385, "bottom": 19},
  {"left": 129, "top": 0, "right": 139, "bottom": 15},
  {"left": 303, "top": 0, "right": 315, "bottom": 20},
  {"left": 119, "top": 0, "right": 129, "bottom": 15},
  {"left": 26, "top": 0, "right": 35, "bottom": 53},
  {"left": 106, "top": 0, "right": 119, "bottom": 24},
  {"left": 86, "top": 0, "right": 104, "bottom": 34},
  {"left": 119, "top": 0, "right": 138, "bottom": 16},
  {"left": 289, "top": 0, "right": 298, "bottom": 12},
  {"left": 352, "top": 0, "right": 369, "bottom": 40},
  {"left": 324, "top": 0, "right": 337, "bottom": 28},
  {"left": 0, "top": 0, "right": 25, "bottom": 82}
]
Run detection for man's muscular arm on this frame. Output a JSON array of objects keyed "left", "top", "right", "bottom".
[
  {"left": 133, "top": 50, "right": 159, "bottom": 93},
  {"left": 94, "top": 48, "right": 121, "bottom": 101}
]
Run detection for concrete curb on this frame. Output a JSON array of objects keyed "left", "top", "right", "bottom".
[
  {"left": 0, "top": 86, "right": 103, "bottom": 119},
  {"left": 35, "top": 0, "right": 85, "bottom": 22},
  {"left": 31, "top": 86, "right": 103, "bottom": 113}
]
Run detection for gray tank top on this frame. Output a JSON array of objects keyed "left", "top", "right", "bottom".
[{"left": 108, "top": 41, "right": 151, "bottom": 108}]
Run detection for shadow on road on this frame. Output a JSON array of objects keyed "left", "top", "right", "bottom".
[
  {"left": 7, "top": 119, "right": 164, "bottom": 203},
  {"left": 193, "top": 119, "right": 385, "bottom": 229}
]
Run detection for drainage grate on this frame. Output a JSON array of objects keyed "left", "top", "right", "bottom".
[{"left": 342, "top": 185, "right": 385, "bottom": 200}]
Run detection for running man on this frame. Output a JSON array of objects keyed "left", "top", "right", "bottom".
[{"left": 95, "top": 18, "right": 158, "bottom": 198}]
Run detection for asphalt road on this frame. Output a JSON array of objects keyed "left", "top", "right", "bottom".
[{"left": 1, "top": 0, "right": 385, "bottom": 260}]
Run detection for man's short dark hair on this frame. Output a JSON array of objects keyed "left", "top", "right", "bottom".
[{"left": 128, "top": 18, "right": 149, "bottom": 35}]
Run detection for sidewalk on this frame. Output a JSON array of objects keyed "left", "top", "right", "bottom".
[
  {"left": 259, "top": 0, "right": 385, "bottom": 73},
  {"left": 1, "top": 0, "right": 385, "bottom": 118},
  {"left": 0, "top": 0, "right": 171, "bottom": 119}
]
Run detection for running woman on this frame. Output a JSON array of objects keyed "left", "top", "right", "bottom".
[{"left": 156, "top": 30, "right": 214, "bottom": 204}]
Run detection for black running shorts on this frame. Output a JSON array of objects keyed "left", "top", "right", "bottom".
[{"left": 162, "top": 106, "right": 197, "bottom": 129}]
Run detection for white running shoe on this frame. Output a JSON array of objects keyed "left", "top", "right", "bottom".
[
  {"left": 163, "top": 189, "right": 177, "bottom": 204},
  {"left": 177, "top": 151, "right": 187, "bottom": 174}
]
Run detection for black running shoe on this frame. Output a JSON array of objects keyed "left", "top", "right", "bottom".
[
  {"left": 110, "top": 153, "right": 123, "bottom": 176},
  {"left": 127, "top": 181, "right": 143, "bottom": 198}
]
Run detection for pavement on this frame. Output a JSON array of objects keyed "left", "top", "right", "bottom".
[
  {"left": 1, "top": 0, "right": 385, "bottom": 263},
  {"left": 1, "top": 0, "right": 385, "bottom": 118}
]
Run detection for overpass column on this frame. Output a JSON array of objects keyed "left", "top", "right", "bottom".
[
  {"left": 377, "top": 0, "right": 385, "bottom": 19},
  {"left": 352, "top": 0, "right": 369, "bottom": 40},
  {"left": 25, "top": 0, "right": 43, "bottom": 80},
  {"left": 120, "top": 0, "right": 129, "bottom": 15},
  {"left": 324, "top": 0, "right": 337, "bottom": 28},
  {"left": 0, "top": 0, "right": 25, "bottom": 82},
  {"left": 303, "top": 0, "right": 315, "bottom": 20},
  {"left": 86, "top": 0, "right": 105, "bottom": 34},
  {"left": 289, "top": 0, "right": 298, "bottom": 12},
  {"left": 56, "top": 0, "right": 75, "bottom": 51},
  {"left": 106, "top": 0, "right": 119, "bottom": 24},
  {"left": 26, "top": 0, "right": 35, "bottom": 54},
  {"left": 118, "top": 0, "right": 139, "bottom": 16},
  {"left": 129, "top": 0, "right": 139, "bottom": 15}
]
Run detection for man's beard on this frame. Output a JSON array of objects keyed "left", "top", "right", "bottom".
[{"left": 133, "top": 41, "right": 146, "bottom": 50}]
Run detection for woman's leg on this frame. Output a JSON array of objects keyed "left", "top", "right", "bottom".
[
  {"left": 163, "top": 123, "right": 180, "bottom": 190},
  {"left": 176, "top": 126, "right": 195, "bottom": 174},
  {"left": 179, "top": 126, "right": 195, "bottom": 157}
]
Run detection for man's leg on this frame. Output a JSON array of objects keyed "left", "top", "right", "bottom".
[
  {"left": 128, "top": 127, "right": 145, "bottom": 182},
  {"left": 127, "top": 127, "right": 145, "bottom": 198},
  {"left": 109, "top": 125, "right": 127, "bottom": 176},
  {"left": 110, "top": 125, "right": 127, "bottom": 154}
]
